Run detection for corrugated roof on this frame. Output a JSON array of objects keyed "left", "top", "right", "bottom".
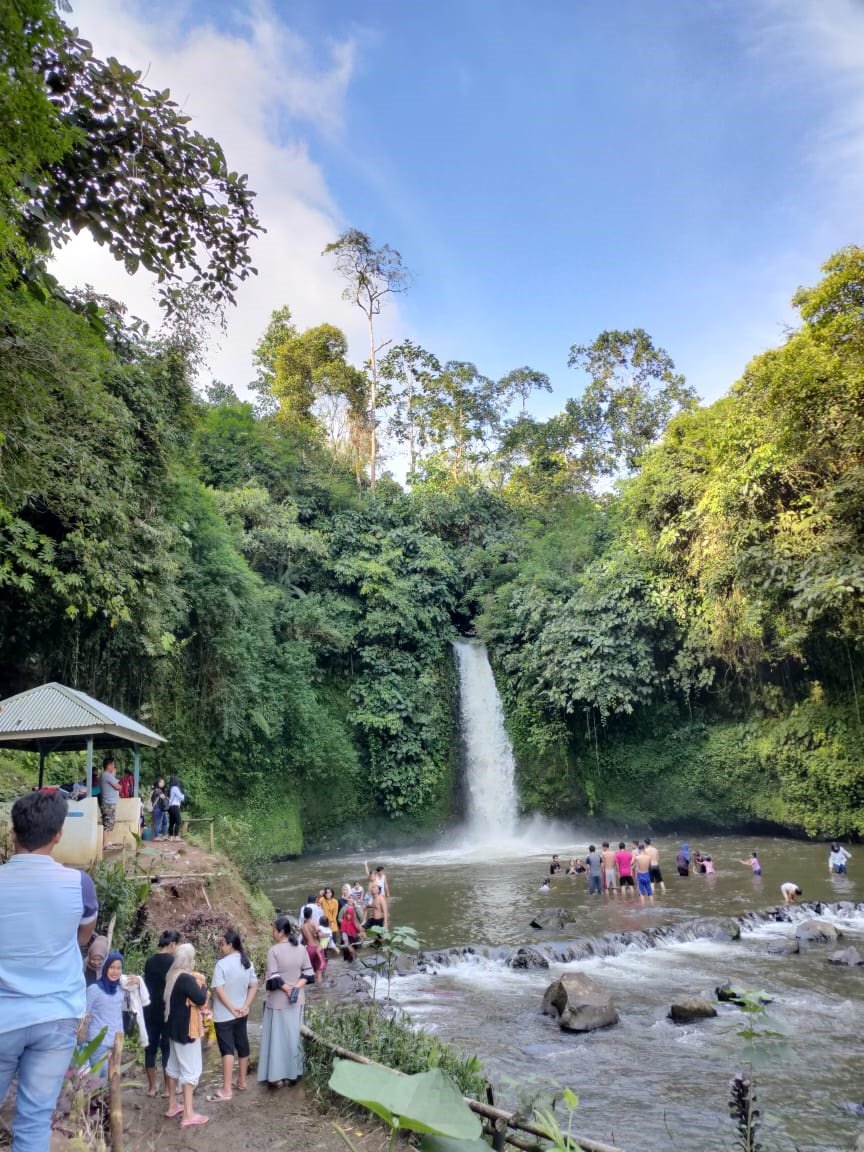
[{"left": 0, "top": 682, "right": 165, "bottom": 750}]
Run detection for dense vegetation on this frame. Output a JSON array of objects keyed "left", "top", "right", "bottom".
[{"left": 1, "top": 2, "right": 862, "bottom": 858}]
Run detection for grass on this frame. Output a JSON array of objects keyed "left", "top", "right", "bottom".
[{"left": 304, "top": 1001, "right": 487, "bottom": 1103}]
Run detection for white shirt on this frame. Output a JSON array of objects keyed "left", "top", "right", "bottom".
[{"left": 211, "top": 951, "right": 257, "bottom": 1024}]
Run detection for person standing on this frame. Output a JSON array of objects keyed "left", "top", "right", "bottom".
[
  {"left": 167, "top": 776, "right": 185, "bottom": 841},
  {"left": 208, "top": 931, "right": 257, "bottom": 1102},
  {"left": 738, "top": 851, "right": 762, "bottom": 877},
  {"left": 163, "top": 943, "right": 209, "bottom": 1128},
  {"left": 83, "top": 935, "right": 109, "bottom": 987},
  {"left": 633, "top": 844, "right": 654, "bottom": 904},
  {"left": 676, "top": 844, "right": 691, "bottom": 877},
  {"left": 100, "top": 756, "right": 121, "bottom": 850},
  {"left": 828, "top": 843, "right": 852, "bottom": 875},
  {"left": 150, "top": 779, "right": 168, "bottom": 841},
  {"left": 585, "top": 845, "right": 603, "bottom": 896},
  {"left": 82, "top": 952, "right": 140, "bottom": 1075},
  {"left": 258, "top": 916, "right": 314, "bottom": 1089},
  {"left": 143, "top": 930, "right": 180, "bottom": 1097},
  {"left": 644, "top": 838, "right": 666, "bottom": 894},
  {"left": 0, "top": 790, "right": 98, "bottom": 1152},
  {"left": 615, "top": 842, "right": 635, "bottom": 899},
  {"left": 600, "top": 842, "right": 618, "bottom": 897}
]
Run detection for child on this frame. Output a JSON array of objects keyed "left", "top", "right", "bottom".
[
  {"left": 738, "top": 851, "right": 762, "bottom": 876},
  {"left": 317, "top": 914, "right": 335, "bottom": 957},
  {"left": 703, "top": 856, "right": 715, "bottom": 876}
]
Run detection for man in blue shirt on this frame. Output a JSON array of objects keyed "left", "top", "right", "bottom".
[{"left": 0, "top": 790, "right": 98, "bottom": 1152}]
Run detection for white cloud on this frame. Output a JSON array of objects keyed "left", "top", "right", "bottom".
[{"left": 52, "top": 0, "right": 387, "bottom": 392}]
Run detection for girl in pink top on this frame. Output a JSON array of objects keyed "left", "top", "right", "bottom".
[{"left": 615, "top": 842, "right": 635, "bottom": 898}]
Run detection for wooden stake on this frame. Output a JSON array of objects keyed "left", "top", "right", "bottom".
[{"left": 108, "top": 1031, "right": 124, "bottom": 1152}]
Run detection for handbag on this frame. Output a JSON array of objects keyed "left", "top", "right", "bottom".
[{"left": 122, "top": 994, "right": 137, "bottom": 1037}]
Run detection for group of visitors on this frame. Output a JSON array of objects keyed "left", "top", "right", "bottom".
[
  {"left": 96, "top": 758, "right": 187, "bottom": 848},
  {"left": 297, "top": 864, "right": 391, "bottom": 979},
  {"left": 545, "top": 839, "right": 667, "bottom": 903}
]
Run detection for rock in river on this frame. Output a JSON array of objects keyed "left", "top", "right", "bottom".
[
  {"left": 529, "top": 907, "right": 568, "bottom": 931},
  {"left": 541, "top": 973, "right": 619, "bottom": 1033},
  {"left": 828, "top": 947, "right": 863, "bottom": 966},
  {"left": 767, "top": 938, "right": 800, "bottom": 956},
  {"left": 507, "top": 946, "right": 549, "bottom": 970},
  {"left": 668, "top": 996, "right": 718, "bottom": 1024},
  {"left": 795, "top": 919, "right": 840, "bottom": 944}
]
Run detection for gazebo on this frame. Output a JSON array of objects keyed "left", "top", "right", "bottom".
[
  {"left": 0, "top": 681, "right": 165, "bottom": 796},
  {"left": 0, "top": 683, "right": 166, "bottom": 866}
]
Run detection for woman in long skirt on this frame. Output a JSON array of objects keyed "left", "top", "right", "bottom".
[{"left": 258, "top": 916, "right": 314, "bottom": 1089}]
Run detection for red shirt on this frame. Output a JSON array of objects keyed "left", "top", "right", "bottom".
[{"left": 615, "top": 850, "right": 633, "bottom": 877}]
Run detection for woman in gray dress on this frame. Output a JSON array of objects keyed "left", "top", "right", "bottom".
[{"left": 257, "top": 916, "right": 314, "bottom": 1088}]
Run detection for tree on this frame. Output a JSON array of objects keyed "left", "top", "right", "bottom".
[
  {"left": 324, "top": 229, "right": 410, "bottom": 491},
  {"left": 498, "top": 365, "right": 552, "bottom": 415},
  {"left": 567, "top": 328, "right": 696, "bottom": 475},
  {"left": 14, "top": 23, "right": 262, "bottom": 310},
  {"left": 272, "top": 323, "right": 368, "bottom": 472},
  {"left": 379, "top": 340, "right": 441, "bottom": 475},
  {"left": 250, "top": 305, "right": 295, "bottom": 413}
]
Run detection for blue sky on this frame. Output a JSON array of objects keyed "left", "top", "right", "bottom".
[{"left": 56, "top": 0, "right": 864, "bottom": 428}]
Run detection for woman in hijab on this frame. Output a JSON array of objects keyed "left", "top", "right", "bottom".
[
  {"left": 163, "top": 942, "right": 209, "bottom": 1128},
  {"left": 83, "top": 935, "right": 109, "bottom": 987},
  {"left": 676, "top": 844, "right": 691, "bottom": 877},
  {"left": 258, "top": 916, "right": 314, "bottom": 1089},
  {"left": 83, "top": 951, "right": 137, "bottom": 1074}
]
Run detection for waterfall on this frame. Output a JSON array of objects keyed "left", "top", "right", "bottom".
[{"left": 454, "top": 638, "right": 519, "bottom": 843}]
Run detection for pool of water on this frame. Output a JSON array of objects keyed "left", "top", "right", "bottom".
[{"left": 264, "top": 827, "right": 862, "bottom": 1151}]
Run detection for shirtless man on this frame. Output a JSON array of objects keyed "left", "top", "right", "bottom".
[
  {"left": 600, "top": 842, "right": 618, "bottom": 897},
  {"left": 363, "top": 887, "right": 387, "bottom": 932},
  {"left": 644, "top": 837, "right": 666, "bottom": 894},
  {"left": 364, "top": 862, "right": 391, "bottom": 926},
  {"left": 634, "top": 843, "right": 654, "bottom": 904},
  {"left": 300, "top": 906, "right": 324, "bottom": 983}
]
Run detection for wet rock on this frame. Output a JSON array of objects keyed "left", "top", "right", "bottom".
[
  {"left": 395, "top": 953, "right": 417, "bottom": 976},
  {"left": 828, "top": 947, "right": 863, "bottom": 966},
  {"left": 715, "top": 983, "right": 772, "bottom": 1006},
  {"left": 691, "top": 917, "right": 741, "bottom": 942},
  {"left": 507, "top": 946, "right": 550, "bottom": 970},
  {"left": 668, "top": 996, "right": 718, "bottom": 1023},
  {"left": 795, "top": 919, "right": 840, "bottom": 944},
  {"left": 767, "top": 938, "right": 799, "bottom": 956},
  {"left": 529, "top": 907, "right": 569, "bottom": 931},
  {"left": 542, "top": 973, "right": 619, "bottom": 1033}
]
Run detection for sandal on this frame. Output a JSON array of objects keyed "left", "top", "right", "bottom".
[
  {"left": 180, "top": 1114, "right": 209, "bottom": 1128},
  {"left": 206, "top": 1092, "right": 232, "bottom": 1102},
  {"left": 163, "top": 1106, "right": 183, "bottom": 1119}
]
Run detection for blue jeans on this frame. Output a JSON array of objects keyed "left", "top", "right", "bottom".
[
  {"left": 587, "top": 873, "right": 602, "bottom": 895},
  {"left": 0, "top": 1017, "right": 78, "bottom": 1152}
]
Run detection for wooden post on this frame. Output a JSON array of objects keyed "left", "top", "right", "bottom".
[
  {"left": 108, "top": 1031, "right": 124, "bottom": 1152},
  {"left": 105, "top": 913, "right": 117, "bottom": 953},
  {"left": 209, "top": 818, "right": 214, "bottom": 855}
]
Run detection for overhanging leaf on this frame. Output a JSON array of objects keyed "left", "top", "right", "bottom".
[{"left": 328, "top": 1061, "right": 481, "bottom": 1140}]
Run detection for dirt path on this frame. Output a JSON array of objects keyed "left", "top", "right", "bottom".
[{"left": 122, "top": 1076, "right": 394, "bottom": 1152}]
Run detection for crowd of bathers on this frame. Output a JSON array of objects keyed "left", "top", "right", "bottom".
[
  {"left": 295, "top": 862, "right": 391, "bottom": 981},
  {"left": 545, "top": 840, "right": 667, "bottom": 903}
]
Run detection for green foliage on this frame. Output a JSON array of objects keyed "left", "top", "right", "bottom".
[
  {"left": 305, "top": 1003, "right": 487, "bottom": 1103},
  {"left": 92, "top": 862, "right": 150, "bottom": 944},
  {"left": 328, "top": 1060, "right": 482, "bottom": 1141}
]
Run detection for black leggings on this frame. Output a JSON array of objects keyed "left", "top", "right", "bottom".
[
  {"left": 144, "top": 1005, "right": 169, "bottom": 1070},
  {"left": 168, "top": 804, "right": 182, "bottom": 837}
]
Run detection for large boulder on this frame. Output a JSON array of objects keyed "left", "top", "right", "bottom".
[
  {"left": 692, "top": 917, "right": 741, "bottom": 942},
  {"left": 767, "top": 938, "right": 800, "bottom": 956},
  {"left": 828, "top": 947, "right": 863, "bottom": 966},
  {"left": 541, "top": 973, "right": 619, "bottom": 1032},
  {"left": 530, "top": 907, "right": 569, "bottom": 931},
  {"left": 796, "top": 920, "right": 840, "bottom": 944},
  {"left": 668, "top": 996, "right": 718, "bottom": 1024},
  {"left": 507, "top": 946, "right": 549, "bottom": 970}
]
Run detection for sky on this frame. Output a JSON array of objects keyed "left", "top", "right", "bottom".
[{"left": 53, "top": 0, "right": 864, "bottom": 432}]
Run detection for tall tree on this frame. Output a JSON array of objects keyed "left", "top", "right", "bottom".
[
  {"left": 250, "top": 305, "right": 296, "bottom": 413},
  {"left": 324, "top": 229, "right": 410, "bottom": 491},
  {"left": 567, "top": 328, "right": 696, "bottom": 475},
  {"left": 379, "top": 340, "right": 442, "bottom": 476}
]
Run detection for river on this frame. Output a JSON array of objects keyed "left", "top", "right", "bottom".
[{"left": 265, "top": 829, "right": 863, "bottom": 1152}]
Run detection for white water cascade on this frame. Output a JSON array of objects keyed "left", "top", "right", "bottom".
[{"left": 454, "top": 638, "right": 520, "bottom": 843}]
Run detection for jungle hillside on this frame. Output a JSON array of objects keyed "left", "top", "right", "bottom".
[{"left": 2, "top": 3, "right": 863, "bottom": 864}]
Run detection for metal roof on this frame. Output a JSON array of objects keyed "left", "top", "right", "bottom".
[{"left": 0, "top": 682, "right": 166, "bottom": 751}]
